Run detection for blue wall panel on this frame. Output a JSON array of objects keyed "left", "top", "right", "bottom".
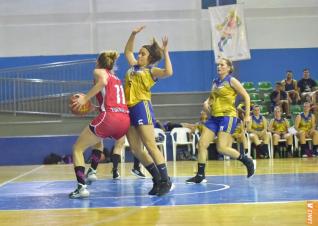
[
  {"left": 237, "top": 48, "right": 318, "bottom": 83},
  {"left": 0, "top": 48, "right": 317, "bottom": 93},
  {"left": 0, "top": 136, "right": 120, "bottom": 166}
]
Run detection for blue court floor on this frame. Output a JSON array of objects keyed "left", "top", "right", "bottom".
[{"left": 0, "top": 173, "right": 317, "bottom": 211}]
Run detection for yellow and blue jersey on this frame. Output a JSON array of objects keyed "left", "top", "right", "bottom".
[
  {"left": 124, "top": 65, "right": 156, "bottom": 107},
  {"left": 271, "top": 118, "right": 288, "bottom": 133},
  {"left": 232, "top": 119, "right": 243, "bottom": 136},
  {"left": 298, "top": 112, "right": 313, "bottom": 132},
  {"left": 251, "top": 115, "right": 266, "bottom": 131},
  {"left": 209, "top": 75, "right": 237, "bottom": 117}
]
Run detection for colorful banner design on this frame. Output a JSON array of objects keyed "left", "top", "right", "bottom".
[{"left": 209, "top": 4, "right": 251, "bottom": 62}]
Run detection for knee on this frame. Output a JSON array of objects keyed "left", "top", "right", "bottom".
[
  {"left": 216, "top": 142, "right": 227, "bottom": 153},
  {"left": 72, "top": 143, "right": 83, "bottom": 154},
  {"left": 115, "top": 138, "right": 125, "bottom": 148},
  {"left": 198, "top": 140, "right": 210, "bottom": 151},
  {"left": 249, "top": 134, "right": 256, "bottom": 141},
  {"left": 144, "top": 141, "right": 158, "bottom": 153},
  {"left": 129, "top": 147, "right": 138, "bottom": 156}
]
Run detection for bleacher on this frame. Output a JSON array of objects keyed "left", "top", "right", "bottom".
[{"left": 242, "top": 80, "right": 306, "bottom": 120}]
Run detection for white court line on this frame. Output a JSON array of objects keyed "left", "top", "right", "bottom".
[{"left": 0, "top": 165, "right": 44, "bottom": 188}]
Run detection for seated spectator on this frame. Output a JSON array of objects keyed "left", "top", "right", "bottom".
[
  {"left": 281, "top": 70, "right": 300, "bottom": 104},
  {"left": 268, "top": 106, "right": 293, "bottom": 158},
  {"left": 237, "top": 101, "right": 255, "bottom": 117},
  {"left": 294, "top": 102, "right": 318, "bottom": 157},
  {"left": 232, "top": 114, "right": 248, "bottom": 155},
  {"left": 270, "top": 82, "right": 291, "bottom": 118},
  {"left": 247, "top": 105, "right": 270, "bottom": 158},
  {"left": 297, "top": 68, "right": 317, "bottom": 104}
]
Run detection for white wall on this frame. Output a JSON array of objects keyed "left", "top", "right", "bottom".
[
  {"left": 0, "top": 0, "right": 317, "bottom": 57},
  {"left": 237, "top": 0, "right": 318, "bottom": 49}
]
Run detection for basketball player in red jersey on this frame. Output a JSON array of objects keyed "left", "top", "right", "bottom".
[{"left": 69, "top": 51, "right": 130, "bottom": 199}]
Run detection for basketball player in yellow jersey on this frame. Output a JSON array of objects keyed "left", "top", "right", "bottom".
[
  {"left": 248, "top": 105, "right": 270, "bottom": 158},
  {"left": 186, "top": 58, "right": 254, "bottom": 184},
  {"left": 268, "top": 106, "right": 293, "bottom": 158},
  {"left": 295, "top": 102, "right": 318, "bottom": 157},
  {"left": 124, "top": 26, "right": 173, "bottom": 196}
]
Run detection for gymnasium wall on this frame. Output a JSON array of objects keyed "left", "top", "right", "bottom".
[{"left": 0, "top": 0, "right": 317, "bottom": 92}]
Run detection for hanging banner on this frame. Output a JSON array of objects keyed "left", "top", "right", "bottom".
[{"left": 209, "top": 4, "right": 251, "bottom": 62}]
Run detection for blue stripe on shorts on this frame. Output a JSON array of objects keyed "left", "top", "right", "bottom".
[
  {"left": 129, "top": 100, "right": 156, "bottom": 126},
  {"left": 205, "top": 116, "right": 238, "bottom": 135}
]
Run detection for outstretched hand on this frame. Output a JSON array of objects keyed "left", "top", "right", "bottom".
[
  {"left": 162, "top": 36, "right": 168, "bottom": 51},
  {"left": 132, "top": 26, "right": 145, "bottom": 35}
]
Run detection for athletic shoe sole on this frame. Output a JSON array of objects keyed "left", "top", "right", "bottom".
[
  {"left": 186, "top": 178, "right": 207, "bottom": 184},
  {"left": 69, "top": 190, "right": 90, "bottom": 199},
  {"left": 130, "top": 170, "right": 146, "bottom": 179}
]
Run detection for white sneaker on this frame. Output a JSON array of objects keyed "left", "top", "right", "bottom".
[
  {"left": 69, "top": 183, "right": 90, "bottom": 199},
  {"left": 85, "top": 168, "right": 97, "bottom": 185}
]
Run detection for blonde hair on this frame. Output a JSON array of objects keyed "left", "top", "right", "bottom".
[
  {"left": 220, "top": 57, "right": 234, "bottom": 74},
  {"left": 97, "top": 50, "right": 120, "bottom": 70}
]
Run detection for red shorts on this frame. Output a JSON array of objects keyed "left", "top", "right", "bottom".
[{"left": 89, "top": 112, "right": 130, "bottom": 139}]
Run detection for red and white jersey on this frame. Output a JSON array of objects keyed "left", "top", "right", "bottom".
[{"left": 95, "top": 69, "right": 129, "bottom": 114}]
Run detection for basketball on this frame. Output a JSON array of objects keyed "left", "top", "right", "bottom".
[{"left": 69, "top": 93, "right": 92, "bottom": 116}]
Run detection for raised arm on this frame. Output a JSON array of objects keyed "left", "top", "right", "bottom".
[
  {"left": 124, "top": 26, "right": 145, "bottom": 66},
  {"left": 151, "top": 36, "right": 173, "bottom": 78}
]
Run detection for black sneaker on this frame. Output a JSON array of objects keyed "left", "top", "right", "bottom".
[
  {"left": 239, "top": 156, "right": 255, "bottom": 178},
  {"left": 186, "top": 174, "right": 207, "bottom": 184},
  {"left": 148, "top": 179, "right": 159, "bottom": 196},
  {"left": 131, "top": 168, "right": 146, "bottom": 179},
  {"left": 157, "top": 178, "right": 175, "bottom": 196},
  {"left": 69, "top": 183, "right": 89, "bottom": 199},
  {"left": 112, "top": 168, "right": 120, "bottom": 180}
]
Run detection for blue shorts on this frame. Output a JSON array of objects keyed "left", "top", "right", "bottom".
[
  {"left": 205, "top": 116, "right": 238, "bottom": 135},
  {"left": 129, "top": 100, "right": 156, "bottom": 126}
]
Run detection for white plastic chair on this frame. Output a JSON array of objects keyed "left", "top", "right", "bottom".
[
  {"left": 170, "top": 127, "right": 195, "bottom": 161},
  {"left": 120, "top": 136, "right": 130, "bottom": 162},
  {"left": 269, "top": 133, "right": 295, "bottom": 158},
  {"left": 244, "top": 132, "right": 252, "bottom": 158},
  {"left": 294, "top": 135, "right": 313, "bottom": 157},
  {"left": 247, "top": 132, "right": 272, "bottom": 158},
  {"left": 154, "top": 128, "right": 167, "bottom": 162}
]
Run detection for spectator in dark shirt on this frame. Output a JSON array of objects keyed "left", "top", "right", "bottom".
[
  {"left": 281, "top": 70, "right": 300, "bottom": 104},
  {"left": 270, "top": 82, "right": 291, "bottom": 118},
  {"left": 298, "top": 68, "right": 317, "bottom": 103}
]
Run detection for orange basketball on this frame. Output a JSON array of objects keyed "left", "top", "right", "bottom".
[{"left": 69, "top": 93, "right": 92, "bottom": 116}]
